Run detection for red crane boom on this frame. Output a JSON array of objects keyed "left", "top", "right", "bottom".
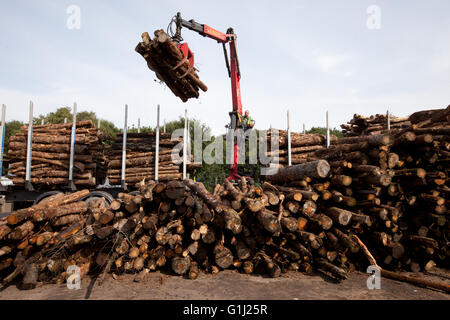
[{"left": 170, "top": 12, "right": 247, "bottom": 181}]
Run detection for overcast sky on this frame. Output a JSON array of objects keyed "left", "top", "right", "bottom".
[{"left": 0, "top": 0, "right": 449, "bottom": 134}]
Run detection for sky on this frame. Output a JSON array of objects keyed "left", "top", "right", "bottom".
[{"left": 0, "top": 0, "right": 449, "bottom": 135}]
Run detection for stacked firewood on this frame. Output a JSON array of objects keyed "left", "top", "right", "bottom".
[
  {"left": 0, "top": 167, "right": 366, "bottom": 290},
  {"left": 260, "top": 106, "right": 449, "bottom": 275},
  {"left": 6, "top": 121, "right": 105, "bottom": 187},
  {"left": 0, "top": 164, "right": 448, "bottom": 291},
  {"left": 135, "top": 30, "right": 208, "bottom": 102},
  {"left": 341, "top": 113, "right": 411, "bottom": 137},
  {"left": 263, "top": 130, "right": 338, "bottom": 168},
  {"left": 105, "top": 132, "right": 185, "bottom": 184}
]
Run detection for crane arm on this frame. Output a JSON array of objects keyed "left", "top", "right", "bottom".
[{"left": 170, "top": 12, "right": 246, "bottom": 181}]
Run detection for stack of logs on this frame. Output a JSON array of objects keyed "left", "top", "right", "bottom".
[
  {"left": 135, "top": 30, "right": 208, "bottom": 102},
  {"left": 341, "top": 113, "right": 411, "bottom": 137},
  {"left": 0, "top": 107, "right": 448, "bottom": 291},
  {"left": 0, "top": 172, "right": 359, "bottom": 290},
  {"left": 264, "top": 130, "right": 338, "bottom": 168},
  {"left": 6, "top": 121, "right": 105, "bottom": 187},
  {"left": 105, "top": 132, "right": 186, "bottom": 184},
  {"left": 262, "top": 106, "right": 449, "bottom": 275}
]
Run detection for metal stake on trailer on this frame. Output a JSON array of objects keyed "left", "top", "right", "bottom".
[
  {"left": 138, "top": 118, "right": 141, "bottom": 134},
  {"left": 387, "top": 110, "right": 390, "bottom": 131},
  {"left": 155, "top": 105, "right": 160, "bottom": 182},
  {"left": 326, "top": 110, "right": 330, "bottom": 149},
  {"left": 287, "top": 110, "right": 292, "bottom": 166},
  {"left": 68, "top": 102, "right": 77, "bottom": 191},
  {"left": 97, "top": 119, "right": 101, "bottom": 129},
  {"left": 0, "top": 104, "right": 6, "bottom": 178},
  {"left": 303, "top": 123, "right": 306, "bottom": 134},
  {"left": 121, "top": 104, "right": 128, "bottom": 190},
  {"left": 187, "top": 116, "right": 191, "bottom": 165},
  {"left": 163, "top": 120, "right": 166, "bottom": 133},
  {"left": 183, "top": 109, "right": 187, "bottom": 180},
  {"left": 64, "top": 117, "right": 67, "bottom": 124},
  {"left": 25, "top": 101, "right": 34, "bottom": 191}
]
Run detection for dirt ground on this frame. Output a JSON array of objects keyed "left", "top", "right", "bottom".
[{"left": 0, "top": 270, "right": 448, "bottom": 300}]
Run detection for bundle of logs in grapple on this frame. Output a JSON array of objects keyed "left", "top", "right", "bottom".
[
  {"left": 135, "top": 29, "right": 208, "bottom": 102},
  {"left": 6, "top": 121, "right": 105, "bottom": 187},
  {"left": 105, "top": 132, "right": 186, "bottom": 184}
]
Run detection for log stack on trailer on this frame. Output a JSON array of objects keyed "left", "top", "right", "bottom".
[
  {"left": 263, "top": 130, "right": 338, "bottom": 168},
  {"left": 105, "top": 132, "right": 187, "bottom": 184},
  {"left": 6, "top": 121, "right": 105, "bottom": 188},
  {"left": 341, "top": 113, "right": 411, "bottom": 137}
]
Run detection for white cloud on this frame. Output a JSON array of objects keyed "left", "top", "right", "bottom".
[{"left": 315, "top": 54, "right": 348, "bottom": 72}]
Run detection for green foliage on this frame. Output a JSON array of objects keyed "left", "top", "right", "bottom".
[
  {"left": 34, "top": 106, "right": 72, "bottom": 125},
  {"left": 193, "top": 163, "right": 229, "bottom": 191},
  {"left": 307, "top": 126, "right": 343, "bottom": 138},
  {"left": 2, "top": 120, "right": 23, "bottom": 174},
  {"left": 100, "top": 120, "right": 121, "bottom": 143}
]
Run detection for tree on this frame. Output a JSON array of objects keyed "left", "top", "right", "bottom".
[
  {"left": 34, "top": 106, "right": 72, "bottom": 125},
  {"left": 2, "top": 120, "right": 23, "bottom": 174},
  {"left": 33, "top": 107, "right": 120, "bottom": 141},
  {"left": 307, "top": 127, "right": 343, "bottom": 138}
]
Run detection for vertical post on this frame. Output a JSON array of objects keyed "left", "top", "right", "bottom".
[
  {"left": 41, "top": 119, "right": 44, "bottom": 125},
  {"left": 64, "top": 117, "right": 67, "bottom": 124},
  {"left": 138, "top": 118, "right": 141, "bottom": 134},
  {"left": 68, "top": 102, "right": 77, "bottom": 190},
  {"left": 97, "top": 119, "right": 101, "bottom": 129},
  {"left": 326, "top": 110, "right": 330, "bottom": 148},
  {"left": 303, "top": 123, "right": 306, "bottom": 134},
  {"left": 0, "top": 104, "right": 6, "bottom": 178},
  {"left": 155, "top": 105, "right": 160, "bottom": 182},
  {"left": 121, "top": 104, "right": 128, "bottom": 189},
  {"left": 386, "top": 110, "right": 390, "bottom": 130},
  {"left": 183, "top": 109, "right": 187, "bottom": 180},
  {"left": 287, "top": 110, "right": 292, "bottom": 166},
  {"left": 163, "top": 120, "right": 166, "bottom": 133},
  {"left": 25, "top": 101, "right": 34, "bottom": 191}
]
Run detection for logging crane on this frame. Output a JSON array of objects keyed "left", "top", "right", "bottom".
[{"left": 167, "top": 12, "right": 254, "bottom": 181}]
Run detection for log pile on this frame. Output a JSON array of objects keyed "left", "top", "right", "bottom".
[
  {"left": 105, "top": 132, "right": 186, "bottom": 184},
  {"left": 0, "top": 107, "right": 448, "bottom": 291},
  {"left": 0, "top": 169, "right": 359, "bottom": 289},
  {"left": 6, "top": 121, "right": 105, "bottom": 188},
  {"left": 135, "top": 30, "right": 208, "bottom": 102},
  {"left": 0, "top": 163, "right": 448, "bottom": 291},
  {"left": 341, "top": 113, "right": 411, "bottom": 136},
  {"left": 263, "top": 129, "right": 338, "bottom": 168},
  {"left": 259, "top": 106, "right": 449, "bottom": 278}
]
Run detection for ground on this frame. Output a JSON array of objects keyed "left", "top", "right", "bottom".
[{"left": 0, "top": 270, "right": 448, "bottom": 300}]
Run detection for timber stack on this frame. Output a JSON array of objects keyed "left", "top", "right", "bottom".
[
  {"left": 6, "top": 121, "right": 105, "bottom": 188},
  {"left": 105, "top": 132, "right": 186, "bottom": 184},
  {"left": 0, "top": 107, "right": 448, "bottom": 291},
  {"left": 263, "top": 130, "right": 338, "bottom": 168},
  {"left": 261, "top": 105, "right": 449, "bottom": 275},
  {"left": 0, "top": 167, "right": 363, "bottom": 290},
  {"left": 341, "top": 113, "right": 411, "bottom": 136},
  {"left": 135, "top": 30, "right": 208, "bottom": 102}
]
